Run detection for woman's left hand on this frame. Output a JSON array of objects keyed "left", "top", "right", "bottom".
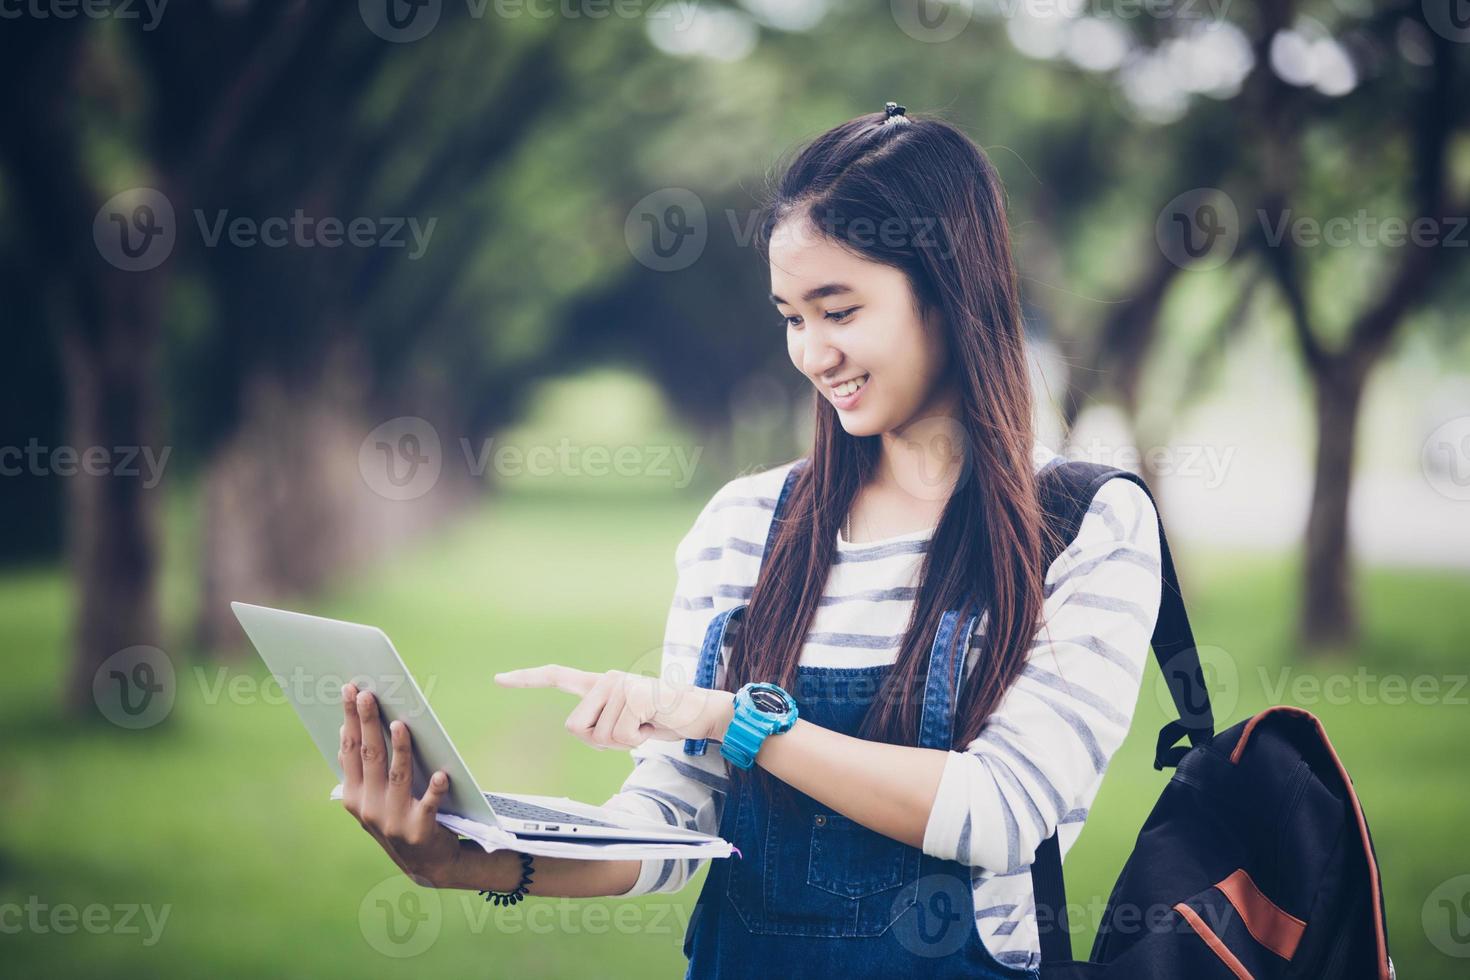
[
  {"left": 340, "top": 684, "right": 480, "bottom": 888},
  {"left": 494, "top": 666, "right": 735, "bottom": 750}
]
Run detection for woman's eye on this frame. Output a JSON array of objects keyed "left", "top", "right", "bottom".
[{"left": 779, "top": 307, "right": 856, "bottom": 328}]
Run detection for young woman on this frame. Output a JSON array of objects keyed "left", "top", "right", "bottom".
[{"left": 338, "top": 103, "right": 1163, "bottom": 978}]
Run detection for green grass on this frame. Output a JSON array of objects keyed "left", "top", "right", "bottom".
[{"left": 1, "top": 493, "right": 1465, "bottom": 978}]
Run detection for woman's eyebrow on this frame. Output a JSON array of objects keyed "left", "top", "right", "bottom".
[{"left": 769, "top": 282, "right": 855, "bottom": 306}]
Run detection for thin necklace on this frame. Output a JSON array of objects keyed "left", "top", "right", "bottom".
[{"left": 844, "top": 510, "right": 852, "bottom": 544}]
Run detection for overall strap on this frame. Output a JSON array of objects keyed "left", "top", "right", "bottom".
[
  {"left": 917, "top": 609, "right": 981, "bottom": 751},
  {"left": 683, "top": 457, "right": 809, "bottom": 757},
  {"left": 1031, "top": 459, "right": 1213, "bottom": 966}
]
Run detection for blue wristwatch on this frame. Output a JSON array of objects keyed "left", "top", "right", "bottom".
[{"left": 720, "top": 682, "right": 799, "bottom": 770}]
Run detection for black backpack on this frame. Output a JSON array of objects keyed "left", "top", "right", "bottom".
[{"left": 1031, "top": 461, "right": 1395, "bottom": 979}]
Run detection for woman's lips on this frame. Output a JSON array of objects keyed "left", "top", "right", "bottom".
[{"left": 831, "top": 374, "right": 869, "bottom": 410}]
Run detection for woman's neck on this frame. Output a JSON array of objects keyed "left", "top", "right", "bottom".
[
  {"left": 873, "top": 379, "right": 965, "bottom": 503},
  {"left": 846, "top": 422, "right": 963, "bottom": 544}
]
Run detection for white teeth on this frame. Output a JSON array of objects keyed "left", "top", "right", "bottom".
[{"left": 833, "top": 374, "right": 869, "bottom": 397}]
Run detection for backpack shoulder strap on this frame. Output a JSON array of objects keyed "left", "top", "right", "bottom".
[
  {"left": 1038, "top": 459, "right": 1215, "bottom": 759},
  {"left": 1031, "top": 459, "right": 1215, "bottom": 967}
]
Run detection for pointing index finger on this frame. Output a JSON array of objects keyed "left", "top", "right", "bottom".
[{"left": 494, "top": 664, "right": 599, "bottom": 696}]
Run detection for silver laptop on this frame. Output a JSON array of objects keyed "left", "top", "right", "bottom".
[{"left": 231, "top": 602, "right": 710, "bottom": 843}]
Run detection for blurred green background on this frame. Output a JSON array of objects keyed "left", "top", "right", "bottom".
[{"left": 2, "top": 1, "right": 1468, "bottom": 977}]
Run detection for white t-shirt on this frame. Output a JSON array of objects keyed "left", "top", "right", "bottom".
[{"left": 602, "top": 440, "right": 1163, "bottom": 972}]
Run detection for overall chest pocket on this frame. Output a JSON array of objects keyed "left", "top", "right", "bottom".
[
  {"left": 725, "top": 796, "right": 923, "bottom": 938},
  {"left": 808, "top": 812, "right": 911, "bottom": 898},
  {"left": 781, "top": 810, "right": 921, "bottom": 937}
]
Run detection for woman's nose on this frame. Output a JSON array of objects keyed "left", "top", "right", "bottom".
[{"left": 800, "top": 337, "right": 842, "bottom": 380}]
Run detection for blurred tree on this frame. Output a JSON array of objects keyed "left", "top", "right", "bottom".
[
  {"left": 0, "top": 4, "right": 594, "bottom": 705},
  {"left": 179, "top": 16, "right": 585, "bottom": 649},
  {"left": 0, "top": 21, "right": 170, "bottom": 718},
  {"left": 1236, "top": 1, "right": 1469, "bottom": 651},
  {"left": 982, "top": 0, "right": 1468, "bottom": 652},
  {"left": 0, "top": 181, "right": 67, "bottom": 560}
]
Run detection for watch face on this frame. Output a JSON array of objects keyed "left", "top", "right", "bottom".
[{"left": 749, "top": 686, "right": 790, "bottom": 714}]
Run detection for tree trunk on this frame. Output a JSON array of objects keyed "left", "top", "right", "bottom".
[
  {"left": 61, "top": 268, "right": 168, "bottom": 718},
  {"left": 1299, "top": 360, "right": 1365, "bottom": 654},
  {"left": 194, "top": 341, "right": 486, "bottom": 654}
]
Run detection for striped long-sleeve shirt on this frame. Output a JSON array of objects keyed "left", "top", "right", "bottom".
[{"left": 600, "top": 440, "right": 1163, "bottom": 971}]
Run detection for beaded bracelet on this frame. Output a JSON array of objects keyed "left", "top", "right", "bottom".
[{"left": 478, "top": 852, "right": 535, "bottom": 906}]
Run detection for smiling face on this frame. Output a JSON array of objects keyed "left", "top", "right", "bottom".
[{"left": 768, "top": 217, "right": 957, "bottom": 438}]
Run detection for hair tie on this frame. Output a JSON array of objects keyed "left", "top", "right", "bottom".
[
  {"left": 478, "top": 852, "right": 535, "bottom": 906},
  {"left": 883, "top": 101, "right": 907, "bottom": 122}
]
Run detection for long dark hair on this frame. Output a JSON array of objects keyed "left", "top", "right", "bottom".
[{"left": 726, "top": 107, "right": 1065, "bottom": 802}]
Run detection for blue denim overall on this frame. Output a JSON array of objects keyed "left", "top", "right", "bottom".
[{"left": 679, "top": 459, "right": 1039, "bottom": 980}]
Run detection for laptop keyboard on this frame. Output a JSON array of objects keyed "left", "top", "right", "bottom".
[{"left": 485, "top": 793, "right": 624, "bottom": 829}]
